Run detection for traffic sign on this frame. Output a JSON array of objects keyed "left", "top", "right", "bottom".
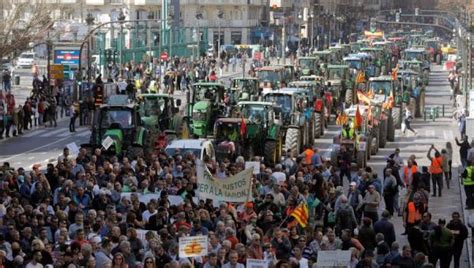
[
  {"left": 50, "top": 64, "right": 64, "bottom": 80},
  {"left": 160, "top": 52, "right": 168, "bottom": 61}
]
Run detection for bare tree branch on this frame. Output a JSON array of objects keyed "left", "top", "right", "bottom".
[{"left": 0, "top": 1, "right": 59, "bottom": 59}]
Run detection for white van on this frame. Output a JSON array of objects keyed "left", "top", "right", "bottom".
[
  {"left": 165, "top": 139, "right": 215, "bottom": 161},
  {"left": 16, "top": 52, "right": 36, "bottom": 68}
]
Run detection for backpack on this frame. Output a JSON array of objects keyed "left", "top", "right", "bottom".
[{"left": 336, "top": 206, "right": 354, "bottom": 231}]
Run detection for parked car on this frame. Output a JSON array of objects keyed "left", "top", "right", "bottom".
[{"left": 16, "top": 52, "right": 36, "bottom": 68}]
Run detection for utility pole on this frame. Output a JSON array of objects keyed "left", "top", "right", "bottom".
[{"left": 282, "top": 17, "right": 286, "bottom": 64}]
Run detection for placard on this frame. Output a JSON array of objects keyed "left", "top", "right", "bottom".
[
  {"left": 245, "top": 161, "right": 260, "bottom": 174},
  {"left": 102, "top": 136, "right": 114, "bottom": 150},
  {"left": 179, "top": 235, "right": 208, "bottom": 258},
  {"left": 66, "top": 142, "right": 80, "bottom": 156},
  {"left": 246, "top": 259, "right": 269, "bottom": 268},
  {"left": 316, "top": 250, "right": 351, "bottom": 267},
  {"left": 358, "top": 141, "right": 366, "bottom": 151}
]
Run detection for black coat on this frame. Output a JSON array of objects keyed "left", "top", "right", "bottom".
[{"left": 374, "top": 218, "right": 396, "bottom": 246}]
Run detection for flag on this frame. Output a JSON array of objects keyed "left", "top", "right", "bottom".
[
  {"left": 336, "top": 112, "right": 348, "bottom": 125},
  {"left": 357, "top": 90, "right": 372, "bottom": 105},
  {"left": 391, "top": 64, "right": 399, "bottom": 81},
  {"left": 240, "top": 117, "right": 247, "bottom": 137},
  {"left": 367, "top": 105, "right": 373, "bottom": 122},
  {"left": 290, "top": 203, "right": 309, "bottom": 228},
  {"left": 354, "top": 105, "right": 363, "bottom": 129},
  {"left": 356, "top": 71, "right": 366, "bottom": 84}
]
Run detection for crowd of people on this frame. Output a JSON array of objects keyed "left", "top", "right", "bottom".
[{"left": 0, "top": 134, "right": 470, "bottom": 268}]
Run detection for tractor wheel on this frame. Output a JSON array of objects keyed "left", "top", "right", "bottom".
[
  {"left": 264, "top": 140, "right": 277, "bottom": 166},
  {"left": 392, "top": 106, "right": 402, "bottom": 129},
  {"left": 330, "top": 150, "right": 338, "bottom": 166},
  {"left": 356, "top": 150, "right": 366, "bottom": 168},
  {"left": 308, "top": 116, "right": 315, "bottom": 144},
  {"left": 314, "top": 113, "right": 322, "bottom": 139},
  {"left": 127, "top": 145, "right": 144, "bottom": 160},
  {"left": 371, "top": 125, "right": 380, "bottom": 155},
  {"left": 379, "top": 119, "right": 387, "bottom": 148},
  {"left": 387, "top": 110, "right": 395, "bottom": 142},
  {"left": 436, "top": 54, "right": 441, "bottom": 65},
  {"left": 345, "top": 89, "right": 353, "bottom": 107},
  {"left": 415, "top": 91, "right": 426, "bottom": 118},
  {"left": 423, "top": 70, "right": 430, "bottom": 85},
  {"left": 285, "top": 128, "right": 301, "bottom": 156}
]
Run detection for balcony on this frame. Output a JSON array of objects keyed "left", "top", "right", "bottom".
[
  {"left": 181, "top": 0, "right": 264, "bottom": 5},
  {"left": 134, "top": 0, "right": 160, "bottom": 5}
]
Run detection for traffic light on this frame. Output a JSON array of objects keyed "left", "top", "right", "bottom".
[{"left": 396, "top": 12, "right": 400, "bottom": 22}]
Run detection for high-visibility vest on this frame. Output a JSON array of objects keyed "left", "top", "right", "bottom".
[
  {"left": 464, "top": 166, "right": 474, "bottom": 186},
  {"left": 342, "top": 128, "right": 354, "bottom": 139},
  {"left": 429, "top": 156, "right": 443, "bottom": 174},
  {"left": 407, "top": 201, "right": 421, "bottom": 224},
  {"left": 403, "top": 166, "right": 418, "bottom": 186},
  {"left": 304, "top": 149, "right": 314, "bottom": 165}
]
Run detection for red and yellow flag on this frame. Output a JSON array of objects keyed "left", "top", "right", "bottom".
[
  {"left": 391, "top": 64, "right": 399, "bottom": 81},
  {"left": 336, "top": 112, "right": 349, "bottom": 125},
  {"left": 357, "top": 90, "right": 372, "bottom": 105},
  {"left": 354, "top": 105, "right": 363, "bottom": 129},
  {"left": 290, "top": 203, "right": 309, "bottom": 228},
  {"left": 356, "top": 71, "right": 366, "bottom": 84}
]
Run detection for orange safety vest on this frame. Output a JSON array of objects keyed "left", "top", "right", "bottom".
[
  {"left": 304, "top": 149, "right": 314, "bottom": 165},
  {"left": 429, "top": 156, "right": 443, "bottom": 174},
  {"left": 407, "top": 201, "right": 421, "bottom": 224},
  {"left": 403, "top": 166, "right": 418, "bottom": 186}
]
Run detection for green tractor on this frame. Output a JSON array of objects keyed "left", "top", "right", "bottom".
[
  {"left": 87, "top": 95, "right": 147, "bottom": 159},
  {"left": 399, "top": 59, "right": 429, "bottom": 86},
  {"left": 401, "top": 48, "right": 430, "bottom": 84},
  {"left": 256, "top": 66, "right": 287, "bottom": 93},
  {"left": 137, "top": 93, "right": 188, "bottom": 152},
  {"left": 360, "top": 47, "right": 391, "bottom": 75},
  {"left": 226, "top": 101, "right": 284, "bottom": 164},
  {"left": 326, "top": 65, "right": 353, "bottom": 107},
  {"left": 230, "top": 77, "right": 260, "bottom": 102},
  {"left": 288, "top": 80, "right": 326, "bottom": 138},
  {"left": 397, "top": 69, "right": 426, "bottom": 118},
  {"left": 330, "top": 105, "right": 376, "bottom": 168},
  {"left": 263, "top": 88, "right": 315, "bottom": 156},
  {"left": 188, "top": 82, "right": 226, "bottom": 137},
  {"left": 367, "top": 76, "right": 399, "bottom": 141}
]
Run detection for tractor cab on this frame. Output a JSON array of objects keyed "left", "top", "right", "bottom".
[
  {"left": 230, "top": 77, "right": 260, "bottom": 102},
  {"left": 138, "top": 93, "right": 181, "bottom": 132},
  {"left": 276, "top": 64, "right": 296, "bottom": 82},
  {"left": 256, "top": 66, "right": 286, "bottom": 93},
  {"left": 88, "top": 95, "right": 146, "bottom": 158},
  {"left": 190, "top": 82, "right": 226, "bottom": 137},
  {"left": 297, "top": 56, "right": 319, "bottom": 76}
]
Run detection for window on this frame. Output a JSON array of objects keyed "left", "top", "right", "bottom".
[{"left": 231, "top": 31, "right": 241, "bottom": 45}]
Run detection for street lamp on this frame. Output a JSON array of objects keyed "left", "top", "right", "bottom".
[
  {"left": 217, "top": 10, "right": 224, "bottom": 58},
  {"left": 298, "top": 11, "right": 302, "bottom": 56},
  {"left": 147, "top": 12, "right": 154, "bottom": 67},
  {"left": 310, "top": 12, "right": 314, "bottom": 51},
  {"left": 168, "top": 14, "right": 173, "bottom": 58},
  {"left": 85, "top": 13, "right": 95, "bottom": 83}
]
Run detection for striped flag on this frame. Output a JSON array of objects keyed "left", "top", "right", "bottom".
[{"left": 290, "top": 203, "right": 309, "bottom": 228}]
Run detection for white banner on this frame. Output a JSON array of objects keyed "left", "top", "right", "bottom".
[
  {"left": 246, "top": 258, "right": 269, "bottom": 268},
  {"left": 196, "top": 160, "right": 253, "bottom": 203},
  {"left": 179, "top": 235, "right": 208, "bottom": 258},
  {"left": 317, "top": 250, "right": 351, "bottom": 267}
]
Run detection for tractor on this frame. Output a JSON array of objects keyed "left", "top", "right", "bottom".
[
  {"left": 230, "top": 77, "right": 260, "bottom": 102},
  {"left": 276, "top": 64, "right": 297, "bottom": 82},
  {"left": 330, "top": 105, "right": 375, "bottom": 168},
  {"left": 401, "top": 48, "right": 430, "bottom": 83},
  {"left": 367, "top": 76, "right": 399, "bottom": 141},
  {"left": 360, "top": 47, "right": 391, "bottom": 75},
  {"left": 256, "top": 66, "right": 287, "bottom": 94},
  {"left": 263, "top": 88, "right": 315, "bottom": 156},
  {"left": 137, "top": 93, "right": 187, "bottom": 152},
  {"left": 297, "top": 56, "right": 319, "bottom": 77},
  {"left": 399, "top": 59, "right": 430, "bottom": 86},
  {"left": 397, "top": 69, "right": 425, "bottom": 118},
  {"left": 86, "top": 95, "right": 147, "bottom": 159},
  {"left": 326, "top": 65, "right": 353, "bottom": 107},
  {"left": 188, "top": 82, "right": 226, "bottom": 137},
  {"left": 225, "top": 101, "right": 284, "bottom": 165},
  {"left": 288, "top": 80, "right": 326, "bottom": 138}
]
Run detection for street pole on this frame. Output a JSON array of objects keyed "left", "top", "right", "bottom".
[
  {"left": 169, "top": 25, "right": 173, "bottom": 58},
  {"left": 311, "top": 13, "right": 314, "bottom": 51},
  {"left": 282, "top": 18, "right": 286, "bottom": 64},
  {"left": 218, "top": 23, "right": 221, "bottom": 58}
]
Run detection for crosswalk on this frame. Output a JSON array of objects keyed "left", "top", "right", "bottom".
[{"left": 21, "top": 127, "right": 90, "bottom": 138}]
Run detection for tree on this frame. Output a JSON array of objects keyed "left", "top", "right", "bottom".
[{"left": 0, "top": 1, "right": 59, "bottom": 60}]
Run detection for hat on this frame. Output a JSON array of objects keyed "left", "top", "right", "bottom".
[
  {"left": 350, "top": 181, "right": 357, "bottom": 186},
  {"left": 382, "top": 210, "right": 391, "bottom": 218}
]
